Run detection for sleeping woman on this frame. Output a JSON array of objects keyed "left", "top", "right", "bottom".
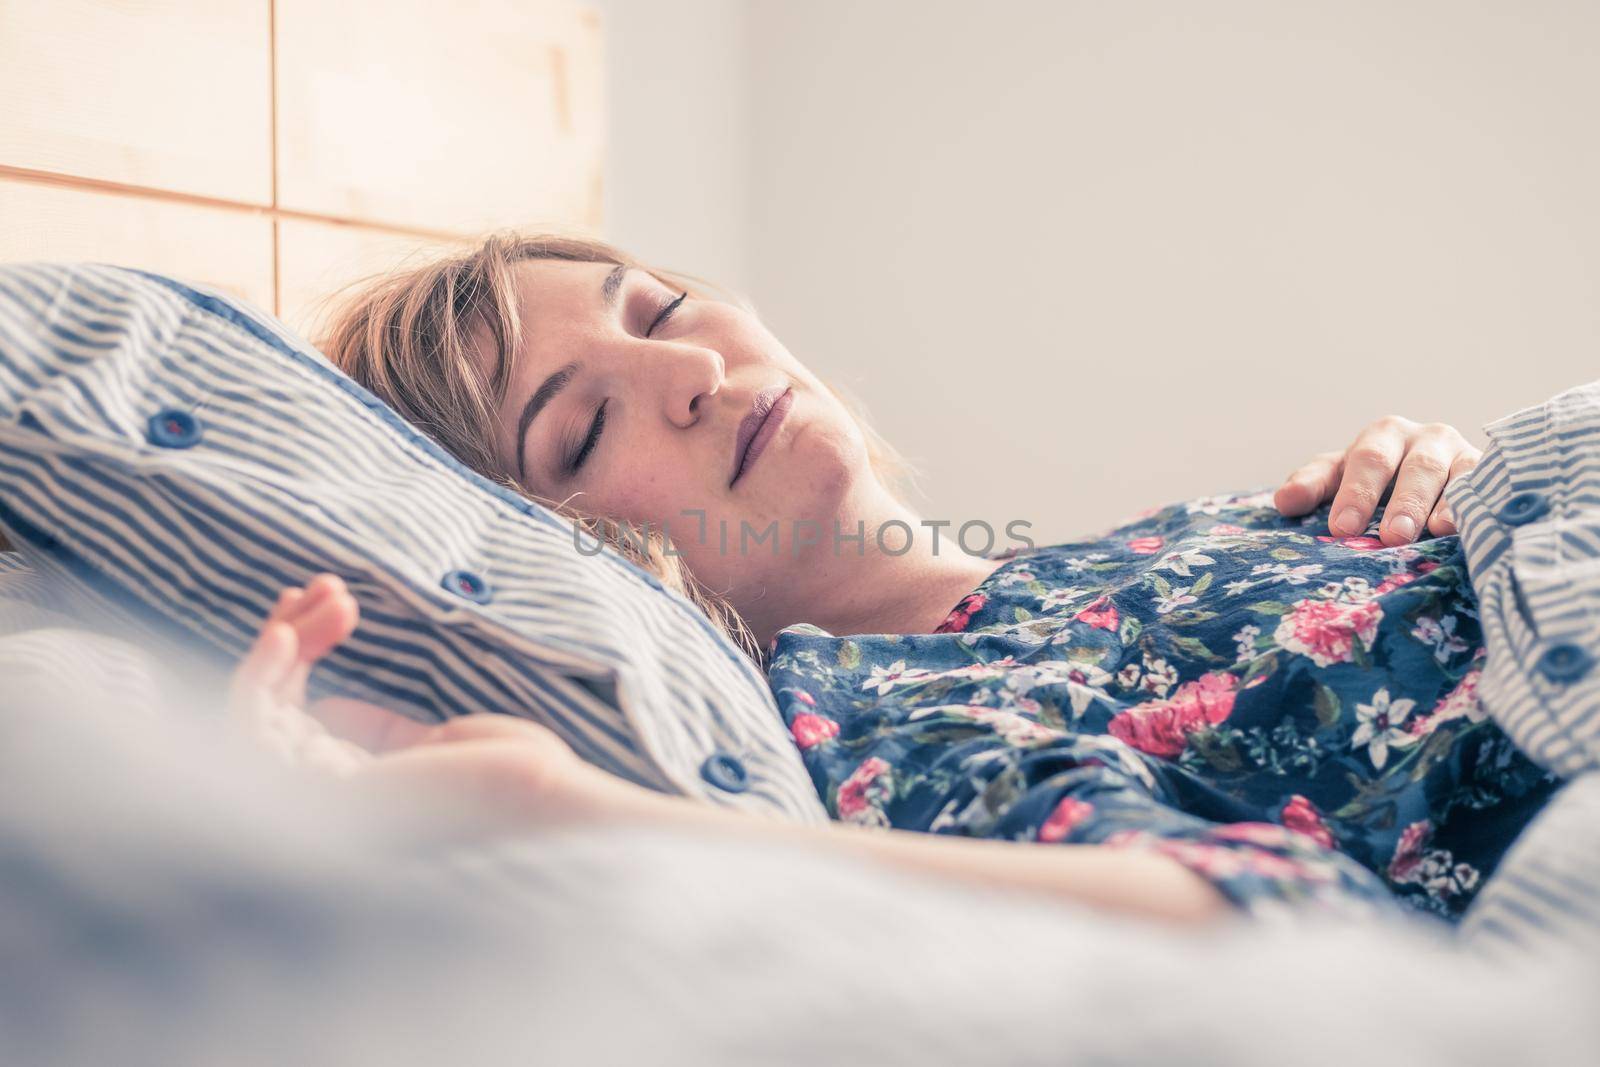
[{"left": 230, "top": 233, "right": 1574, "bottom": 926}]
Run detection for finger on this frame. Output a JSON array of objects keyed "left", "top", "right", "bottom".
[
  {"left": 274, "top": 574, "right": 340, "bottom": 628},
  {"left": 279, "top": 582, "right": 359, "bottom": 704},
  {"left": 286, "top": 584, "right": 359, "bottom": 664},
  {"left": 1329, "top": 422, "right": 1407, "bottom": 537},
  {"left": 1274, "top": 452, "right": 1344, "bottom": 516},
  {"left": 310, "top": 696, "right": 439, "bottom": 753},
  {"left": 231, "top": 619, "right": 298, "bottom": 697},
  {"left": 225, "top": 620, "right": 298, "bottom": 735},
  {"left": 268, "top": 586, "right": 306, "bottom": 625},
  {"left": 1426, "top": 449, "right": 1481, "bottom": 536},
  {"left": 1380, "top": 438, "right": 1456, "bottom": 545}
]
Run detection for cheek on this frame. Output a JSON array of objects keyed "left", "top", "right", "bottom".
[
  {"left": 791, "top": 421, "right": 861, "bottom": 499},
  {"left": 601, "top": 450, "right": 706, "bottom": 527}
]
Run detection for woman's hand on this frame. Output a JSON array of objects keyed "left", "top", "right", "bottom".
[
  {"left": 228, "top": 577, "right": 1228, "bottom": 924},
  {"left": 227, "top": 573, "right": 655, "bottom": 832},
  {"left": 1273, "top": 416, "right": 1482, "bottom": 545}
]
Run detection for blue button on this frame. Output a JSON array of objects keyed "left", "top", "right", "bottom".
[
  {"left": 1498, "top": 490, "right": 1550, "bottom": 527},
  {"left": 700, "top": 752, "right": 749, "bottom": 793},
  {"left": 1536, "top": 643, "right": 1594, "bottom": 684},
  {"left": 146, "top": 409, "right": 202, "bottom": 448},
  {"left": 441, "top": 569, "right": 492, "bottom": 604}
]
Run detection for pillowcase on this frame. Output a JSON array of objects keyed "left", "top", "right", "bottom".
[{"left": 0, "top": 262, "right": 825, "bottom": 821}]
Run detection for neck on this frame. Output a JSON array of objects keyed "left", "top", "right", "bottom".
[{"left": 738, "top": 490, "right": 1007, "bottom": 650}]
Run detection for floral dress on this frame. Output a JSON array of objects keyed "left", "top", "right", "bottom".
[{"left": 764, "top": 489, "right": 1563, "bottom": 923}]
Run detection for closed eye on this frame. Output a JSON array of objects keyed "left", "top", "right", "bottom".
[
  {"left": 567, "top": 399, "right": 608, "bottom": 474},
  {"left": 647, "top": 291, "right": 687, "bottom": 337}
]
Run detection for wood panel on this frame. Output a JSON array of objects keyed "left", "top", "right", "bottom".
[
  {"left": 0, "top": 179, "right": 274, "bottom": 310},
  {"left": 0, "top": 0, "right": 272, "bottom": 204},
  {"left": 275, "top": 0, "right": 604, "bottom": 236},
  {"left": 276, "top": 219, "right": 468, "bottom": 342}
]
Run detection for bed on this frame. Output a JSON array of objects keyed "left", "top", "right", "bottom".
[{"left": 1, "top": 4, "right": 1597, "bottom": 1064}]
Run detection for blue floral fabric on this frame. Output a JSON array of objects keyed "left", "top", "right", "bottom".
[{"left": 765, "top": 489, "right": 1562, "bottom": 922}]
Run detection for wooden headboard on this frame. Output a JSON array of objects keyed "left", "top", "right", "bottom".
[{"left": 0, "top": 0, "right": 604, "bottom": 339}]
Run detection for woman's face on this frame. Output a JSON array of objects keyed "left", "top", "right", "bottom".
[{"left": 478, "top": 257, "right": 876, "bottom": 599}]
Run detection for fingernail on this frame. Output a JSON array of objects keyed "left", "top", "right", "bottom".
[
  {"left": 1436, "top": 502, "right": 1454, "bottom": 526},
  {"left": 1389, "top": 515, "right": 1416, "bottom": 542},
  {"left": 1336, "top": 508, "right": 1363, "bottom": 535}
]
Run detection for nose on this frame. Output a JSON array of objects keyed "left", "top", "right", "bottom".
[{"left": 658, "top": 343, "right": 725, "bottom": 429}]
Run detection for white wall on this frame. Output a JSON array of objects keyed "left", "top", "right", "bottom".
[
  {"left": 587, "top": 0, "right": 754, "bottom": 294},
  {"left": 599, "top": 1, "right": 1600, "bottom": 542}
]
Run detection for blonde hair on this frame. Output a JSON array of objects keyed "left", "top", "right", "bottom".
[{"left": 317, "top": 231, "right": 917, "bottom": 661}]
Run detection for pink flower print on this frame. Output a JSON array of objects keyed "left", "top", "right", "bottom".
[
  {"left": 835, "top": 756, "right": 893, "bottom": 827},
  {"left": 1408, "top": 668, "right": 1485, "bottom": 738},
  {"left": 1073, "top": 595, "right": 1120, "bottom": 632},
  {"left": 1107, "top": 671, "right": 1239, "bottom": 759},
  {"left": 789, "top": 712, "right": 840, "bottom": 750},
  {"left": 1273, "top": 597, "right": 1383, "bottom": 667},
  {"left": 1280, "top": 794, "right": 1336, "bottom": 849},
  {"left": 1037, "top": 797, "right": 1095, "bottom": 843},
  {"left": 934, "top": 592, "right": 988, "bottom": 634},
  {"left": 1127, "top": 536, "right": 1165, "bottom": 555},
  {"left": 1374, "top": 572, "right": 1418, "bottom": 596},
  {"left": 1388, "top": 820, "right": 1435, "bottom": 883},
  {"left": 1316, "top": 535, "right": 1385, "bottom": 551}
]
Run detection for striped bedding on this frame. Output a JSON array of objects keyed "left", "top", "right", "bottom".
[
  {"left": 1443, "top": 377, "right": 1600, "bottom": 949},
  {"left": 0, "top": 261, "right": 825, "bottom": 822}
]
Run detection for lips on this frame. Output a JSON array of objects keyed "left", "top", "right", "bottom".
[{"left": 730, "top": 386, "right": 793, "bottom": 487}]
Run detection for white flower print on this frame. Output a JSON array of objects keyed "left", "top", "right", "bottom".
[
  {"left": 1342, "top": 576, "right": 1372, "bottom": 600},
  {"left": 1039, "top": 585, "right": 1091, "bottom": 612},
  {"left": 1411, "top": 615, "right": 1469, "bottom": 665},
  {"left": 908, "top": 703, "right": 1056, "bottom": 746},
  {"left": 1351, "top": 688, "right": 1419, "bottom": 769},
  {"left": 1075, "top": 733, "right": 1159, "bottom": 789},
  {"left": 991, "top": 568, "right": 1039, "bottom": 589},
  {"left": 1116, "top": 662, "right": 1143, "bottom": 690},
  {"left": 1232, "top": 624, "right": 1262, "bottom": 664},
  {"left": 1184, "top": 494, "right": 1238, "bottom": 515},
  {"left": 999, "top": 660, "right": 1083, "bottom": 694},
  {"left": 861, "top": 659, "right": 936, "bottom": 696},
  {"left": 1050, "top": 662, "right": 1116, "bottom": 714},
  {"left": 1224, "top": 562, "right": 1325, "bottom": 598},
  {"left": 1154, "top": 584, "right": 1199, "bottom": 614},
  {"left": 1419, "top": 855, "right": 1480, "bottom": 897},
  {"left": 1152, "top": 548, "right": 1217, "bottom": 577},
  {"left": 1249, "top": 561, "right": 1325, "bottom": 586},
  {"left": 1139, "top": 655, "right": 1178, "bottom": 698}
]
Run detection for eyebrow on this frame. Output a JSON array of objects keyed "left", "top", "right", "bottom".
[
  {"left": 514, "top": 360, "right": 578, "bottom": 481},
  {"left": 513, "top": 264, "right": 629, "bottom": 481},
  {"left": 601, "top": 262, "right": 628, "bottom": 306}
]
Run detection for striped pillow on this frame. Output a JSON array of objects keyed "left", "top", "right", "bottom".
[{"left": 0, "top": 262, "right": 824, "bottom": 821}]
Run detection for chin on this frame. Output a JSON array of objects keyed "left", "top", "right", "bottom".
[{"left": 779, "top": 421, "right": 869, "bottom": 521}]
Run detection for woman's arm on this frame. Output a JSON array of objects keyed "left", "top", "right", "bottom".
[
  {"left": 600, "top": 777, "right": 1232, "bottom": 923},
  {"left": 234, "top": 575, "right": 1230, "bottom": 926}
]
